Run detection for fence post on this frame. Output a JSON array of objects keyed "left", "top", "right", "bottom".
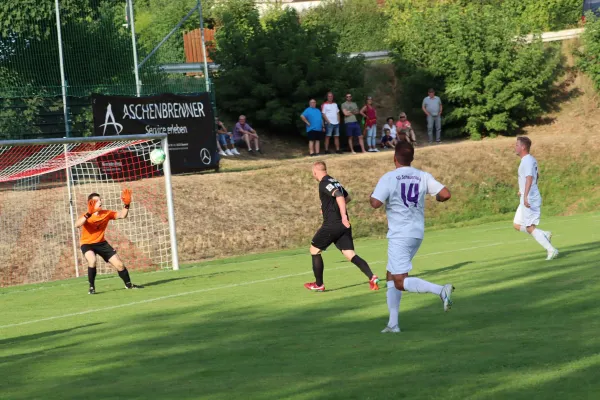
[
  {"left": 54, "top": 0, "right": 71, "bottom": 137},
  {"left": 197, "top": 0, "right": 211, "bottom": 93}
]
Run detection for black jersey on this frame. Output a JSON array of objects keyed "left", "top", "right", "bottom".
[{"left": 319, "top": 175, "right": 349, "bottom": 226}]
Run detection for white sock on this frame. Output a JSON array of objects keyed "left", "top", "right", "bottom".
[
  {"left": 386, "top": 281, "right": 402, "bottom": 328},
  {"left": 531, "top": 229, "right": 554, "bottom": 251},
  {"left": 520, "top": 225, "right": 527, "bottom": 233},
  {"left": 403, "top": 277, "right": 443, "bottom": 295}
]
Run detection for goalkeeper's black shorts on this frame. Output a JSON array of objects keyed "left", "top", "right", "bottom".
[{"left": 80, "top": 241, "right": 117, "bottom": 262}]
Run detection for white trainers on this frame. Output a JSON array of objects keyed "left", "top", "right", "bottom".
[
  {"left": 373, "top": 148, "right": 380, "bottom": 152},
  {"left": 381, "top": 325, "right": 401, "bottom": 333},
  {"left": 231, "top": 148, "right": 241, "bottom": 155},
  {"left": 440, "top": 284, "right": 455, "bottom": 312},
  {"left": 218, "top": 150, "right": 227, "bottom": 156},
  {"left": 225, "top": 149, "right": 233, "bottom": 156},
  {"left": 546, "top": 248, "right": 559, "bottom": 260}
]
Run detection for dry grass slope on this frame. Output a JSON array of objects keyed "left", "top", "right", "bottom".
[{"left": 173, "top": 44, "right": 600, "bottom": 263}]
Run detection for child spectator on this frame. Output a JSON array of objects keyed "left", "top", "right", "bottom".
[{"left": 381, "top": 128, "right": 394, "bottom": 149}]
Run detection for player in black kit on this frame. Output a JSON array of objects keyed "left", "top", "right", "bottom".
[{"left": 304, "top": 161, "right": 380, "bottom": 292}]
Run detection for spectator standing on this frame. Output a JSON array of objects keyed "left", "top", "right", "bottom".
[
  {"left": 396, "top": 112, "right": 417, "bottom": 146},
  {"left": 216, "top": 118, "right": 240, "bottom": 156},
  {"left": 321, "top": 92, "right": 342, "bottom": 154},
  {"left": 422, "top": 89, "right": 443, "bottom": 144},
  {"left": 233, "top": 115, "right": 261, "bottom": 154},
  {"left": 342, "top": 93, "right": 366, "bottom": 154},
  {"left": 382, "top": 117, "right": 397, "bottom": 149},
  {"left": 360, "top": 96, "right": 378, "bottom": 152},
  {"left": 301, "top": 99, "right": 325, "bottom": 156}
]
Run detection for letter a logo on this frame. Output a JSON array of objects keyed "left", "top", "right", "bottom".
[{"left": 99, "top": 103, "right": 123, "bottom": 136}]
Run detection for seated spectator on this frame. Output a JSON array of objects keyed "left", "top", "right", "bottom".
[
  {"left": 381, "top": 117, "right": 397, "bottom": 149},
  {"left": 216, "top": 117, "right": 240, "bottom": 156},
  {"left": 395, "top": 112, "right": 417, "bottom": 146},
  {"left": 233, "top": 115, "right": 261, "bottom": 154},
  {"left": 381, "top": 128, "right": 394, "bottom": 149},
  {"left": 397, "top": 129, "right": 410, "bottom": 144},
  {"left": 301, "top": 99, "right": 325, "bottom": 156}
]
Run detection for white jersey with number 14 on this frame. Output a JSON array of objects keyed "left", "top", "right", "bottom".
[{"left": 372, "top": 166, "right": 445, "bottom": 240}]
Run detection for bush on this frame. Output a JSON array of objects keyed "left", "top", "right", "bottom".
[
  {"left": 301, "top": 0, "right": 389, "bottom": 53},
  {"left": 577, "top": 15, "right": 600, "bottom": 92},
  {"left": 387, "top": 2, "right": 564, "bottom": 139},
  {"left": 386, "top": 0, "right": 582, "bottom": 32},
  {"left": 211, "top": 0, "right": 366, "bottom": 134},
  {"left": 499, "top": 0, "right": 582, "bottom": 32}
]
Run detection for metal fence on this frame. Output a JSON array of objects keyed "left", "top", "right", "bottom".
[{"left": 0, "top": 0, "right": 211, "bottom": 141}]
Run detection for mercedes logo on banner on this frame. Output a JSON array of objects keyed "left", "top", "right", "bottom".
[{"left": 200, "top": 148, "right": 212, "bottom": 165}]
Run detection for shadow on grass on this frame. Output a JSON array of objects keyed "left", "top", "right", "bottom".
[
  {"left": 0, "top": 323, "right": 102, "bottom": 346},
  {"left": 419, "top": 261, "right": 473, "bottom": 277},
  {"left": 3, "top": 241, "right": 600, "bottom": 400}
]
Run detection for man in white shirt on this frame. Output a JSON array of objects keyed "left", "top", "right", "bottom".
[
  {"left": 370, "top": 141, "right": 454, "bottom": 333},
  {"left": 321, "top": 92, "right": 342, "bottom": 154},
  {"left": 513, "top": 136, "right": 558, "bottom": 260}
]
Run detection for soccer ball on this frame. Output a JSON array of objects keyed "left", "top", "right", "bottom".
[{"left": 150, "top": 148, "right": 166, "bottom": 165}]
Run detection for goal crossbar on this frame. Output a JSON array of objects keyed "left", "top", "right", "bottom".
[{"left": 0, "top": 134, "right": 179, "bottom": 287}]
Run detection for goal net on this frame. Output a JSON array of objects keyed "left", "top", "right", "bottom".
[{"left": 0, "top": 134, "right": 178, "bottom": 287}]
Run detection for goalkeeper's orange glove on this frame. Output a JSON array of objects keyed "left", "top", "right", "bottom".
[
  {"left": 121, "top": 189, "right": 132, "bottom": 208},
  {"left": 85, "top": 199, "right": 98, "bottom": 218}
]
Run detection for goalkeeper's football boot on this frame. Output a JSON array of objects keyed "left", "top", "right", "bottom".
[
  {"left": 125, "top": 283, "right": 143, "bottom": 289},
  {"left": 369, "top": 275, "right": 380, "bottom": 291},
  {"left": 304, "top": 282, "right": 325, "bottom": 292},
  {"left": 381, "top": 325, "right": 400, "bottom": 333},
  {"left": 440, "top": 284, "right": 455, "bottom": 312}
]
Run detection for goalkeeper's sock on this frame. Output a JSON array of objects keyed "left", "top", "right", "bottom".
[
  {"left": 118, "top": 268, "right": 132, "bottom": 286},
  {"left": 351, "top": 255, "right": 373, "bottom": 279},
  {"left": 88, "top": 267, "right": 97, "bottom": 287}
]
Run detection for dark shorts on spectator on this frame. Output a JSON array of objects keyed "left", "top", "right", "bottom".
[
  {"left": 345, "top": 122, "right": 362, "bottom": 137},
  {"left": 307, "top": 130, "right": 323, "bottom": 141}
]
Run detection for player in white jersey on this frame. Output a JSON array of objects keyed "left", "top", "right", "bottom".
[
  {"left": 370, "top": 141, "right": 454, "bottom": 333},
  {"left": 513, "top": 136, "right": 558, "bottom": 260}
]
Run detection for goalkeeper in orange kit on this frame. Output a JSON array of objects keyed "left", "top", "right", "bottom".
[{"left": 75, "top": 189, "right": 142, "bottom": 294}]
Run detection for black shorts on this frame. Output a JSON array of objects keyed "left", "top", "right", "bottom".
[
  {"left": 81, "top": 241, "right": 117, "bottom": 262},
  {"left": 307, "top": 130, "right": 323, "bottom": 141},
  {"left": 311, "top": 224, "right": 354, "bottom": 251}
]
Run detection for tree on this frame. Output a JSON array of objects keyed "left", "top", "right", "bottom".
[
  {"left": 388, "top": 2, "right": 564, "bottom": 139},
  {"left": 577, "top": 14, "right": 600, "bottom": 92},
  {"left": 301, "top": 0, "right": 389, "bottom": 53},
  {"left": 211, "top": 1, "right": 366, "bottom": 134}
]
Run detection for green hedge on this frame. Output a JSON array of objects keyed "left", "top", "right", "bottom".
[{"left": 211, "top": 0, "right": 366, "bottom": 134}]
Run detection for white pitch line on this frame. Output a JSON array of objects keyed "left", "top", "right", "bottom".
[
  {"left": 0, "top": 266, "right": 353, "bottom": 330},
  {"left": 0, "top": 235, "right": 557, "bottom": 330}
]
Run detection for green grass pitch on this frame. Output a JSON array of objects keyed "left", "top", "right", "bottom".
[{"left": 2, "top": 213, "right": 600, "bottom": 400}]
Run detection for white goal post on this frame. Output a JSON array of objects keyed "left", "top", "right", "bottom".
[{"left": 0, "top": 134, "right": 179, "bottom": 287}]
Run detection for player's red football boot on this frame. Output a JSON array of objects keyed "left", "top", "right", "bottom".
[
  {"left": 369, "top": 275, "right": 380, "bottom": 291},
  {"left": 304, "top": 282, "right": 325, "bottom": 292}
]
